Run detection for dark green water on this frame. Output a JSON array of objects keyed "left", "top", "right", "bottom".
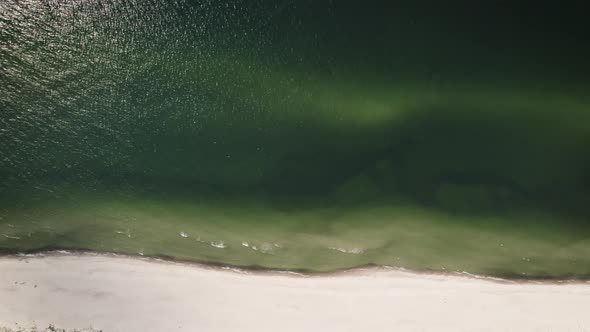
[{"left": 1, "top": 1, "right": 590, "bottom": 278}]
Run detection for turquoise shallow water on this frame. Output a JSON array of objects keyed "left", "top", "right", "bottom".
[{"left": 1, "top": 1, "right": 590, "bottom": 278}]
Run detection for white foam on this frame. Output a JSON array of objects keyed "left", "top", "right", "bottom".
[
  {"left": 328, "top": 247, "right": 363, "bottom": 254},
  {"left": 260, "top": 243, "right": 274, "bottom": 253},
  {"left": 115, "top": 229, "right": 132, "bottom": 238},
  {"left": 2, "top": 234, "right": 21, "bottom": 240},
  {"left": 211, "top": 241, "right": 225, "bottom": 249}
]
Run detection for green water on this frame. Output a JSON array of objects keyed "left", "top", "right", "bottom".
[{"left": 1, "top": 1, "right": 590, "bottom": 278}]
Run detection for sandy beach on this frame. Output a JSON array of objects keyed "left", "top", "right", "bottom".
[{"left": 1, "top": 253, "right": 590, "bottom": 332}]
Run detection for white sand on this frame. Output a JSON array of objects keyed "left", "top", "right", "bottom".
[{"left": 1, "top": 253, "right": 590, "bottom": 332}]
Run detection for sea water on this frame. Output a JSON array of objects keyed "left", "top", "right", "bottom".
[{"left": 1, "top": 1, "right": 590, "bottom": 278}]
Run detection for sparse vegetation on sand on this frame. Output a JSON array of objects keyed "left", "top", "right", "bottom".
[{"left": 0, "top": 325, "right": 101, "bottom": 332}]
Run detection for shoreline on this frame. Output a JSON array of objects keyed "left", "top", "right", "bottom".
[
  {"left": 2, "top": 250, "right": 589, "bottom": 284},
  {"left": 2, "top": 252, "right": 590, "bottom": 331}
]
